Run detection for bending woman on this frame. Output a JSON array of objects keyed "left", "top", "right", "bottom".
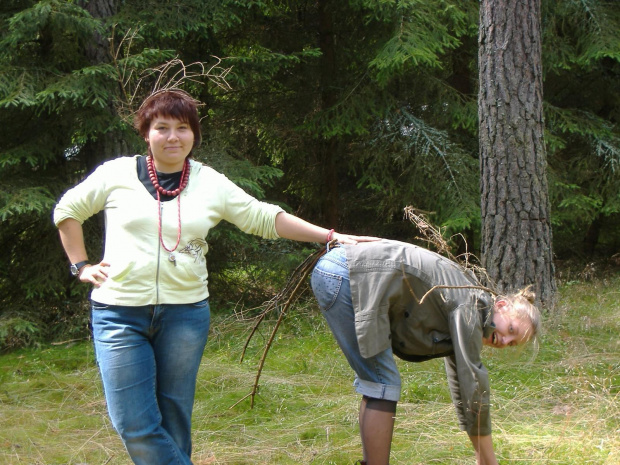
[{"left": 311, "top": 239, "right": 541, "bottom": 465}]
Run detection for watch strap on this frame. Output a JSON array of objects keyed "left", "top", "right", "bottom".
[{"left": 70, "top": 260, "right": 90, "bottom": 276}]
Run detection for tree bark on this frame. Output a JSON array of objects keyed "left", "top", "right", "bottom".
[{"left": 478, "top": 0, "right": 557, "bottom": 308}]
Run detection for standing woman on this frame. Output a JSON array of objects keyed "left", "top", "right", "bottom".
[
  {"left": 310, "top": 240, "right": 541, "bottom": 465},
  {"left": 54, "top": 89, "right": 376, "bottom": 465}
]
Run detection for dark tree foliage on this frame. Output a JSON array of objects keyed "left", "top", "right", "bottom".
[
  {"left": 0, "top": 0, "right": 618, "bottom": 348},
  {"left": 542, "top": 0, "right": 620, "bottom": 259}
]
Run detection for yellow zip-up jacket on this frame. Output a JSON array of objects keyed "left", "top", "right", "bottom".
[{"left": 54, "top": 156, "right": 283, "bottom": 306}]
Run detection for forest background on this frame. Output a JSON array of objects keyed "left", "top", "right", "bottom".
[{"left": 0, "top": 0, "right": 619, "bottom": 350}]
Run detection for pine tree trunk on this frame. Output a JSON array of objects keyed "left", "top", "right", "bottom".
[{"left": 478, "top": 0, "right": 557, "bottom": 308}]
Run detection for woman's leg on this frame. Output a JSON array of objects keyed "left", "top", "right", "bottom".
[
  {"left": 311, "top": 248, "right": 401, "bottom": 465},
  {"left": 359, "top": 396, "right": 397, "bottom": 465},
  {"left": 91, "top": 302, "right": 197, "bottom": 465},
  {"left": 152, "top": 299, "right": 210, "bottom": 456}
]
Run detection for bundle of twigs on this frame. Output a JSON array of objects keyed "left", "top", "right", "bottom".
[
  {"left": 403, "top": 206, "right": 494, "bottom": 292},
  {"left": 110, "top": 28, "right": 232, "bottom": 124},
  {"left": 231, "top": 242, "right": 335, "bottom": 409}
]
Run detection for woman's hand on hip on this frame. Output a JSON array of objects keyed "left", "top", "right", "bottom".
[{"left": 79, "top": 261, "right": 110, "bottom": 287}]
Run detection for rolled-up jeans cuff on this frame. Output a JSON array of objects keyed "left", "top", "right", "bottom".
[{"left": 353, "top": 378, "right": 401, "bottom": 402}]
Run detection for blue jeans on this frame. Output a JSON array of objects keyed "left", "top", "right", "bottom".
[
  {"left": 311, "top": 247, "right": 401, "bottom": 402},
  {"left": 91, "top": 299, "right": 210, "bottom": 465}
]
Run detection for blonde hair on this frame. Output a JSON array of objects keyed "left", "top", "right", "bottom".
[{"left": 500, "top": 286, "right": 541, "bottom": 345}]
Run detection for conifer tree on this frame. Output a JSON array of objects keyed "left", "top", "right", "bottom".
[
  {"left": 1, "top": 0, "right": 617, "bottom": 346},
  {"left": 478, "top": 0, "right": 557, "bottom": 306},
  {"left": 542, "top": 0, "right": 620, "bottom": 256}
]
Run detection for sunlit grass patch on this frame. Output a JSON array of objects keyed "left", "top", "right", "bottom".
[{"left": 1, "top": 274, "right": 619, "bottom": 464}]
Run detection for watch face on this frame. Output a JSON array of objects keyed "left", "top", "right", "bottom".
[{"left": 70, "top": 261, "right": 89, "bottom": 277}]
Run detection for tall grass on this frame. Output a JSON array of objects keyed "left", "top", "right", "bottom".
[{"left": 0, "top": 274, "right": 618, "bottom": 464}]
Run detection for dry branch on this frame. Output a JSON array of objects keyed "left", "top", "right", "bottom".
[
  {"left": 404, "top": 206, "right": 494, "bottom": 290},
  {"left": 403, "top": 205, "right": 497, "bottom": 301},
  {"left": 232, "top": 243, "right": 333, "bottom": 409},
  {"left": 109, "top": 27, "right": 232, "bottom": 124}
]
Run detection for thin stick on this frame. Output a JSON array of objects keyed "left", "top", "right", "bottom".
[
  {"left": 239, "top": 312, "right": 267, "bottom": 363},
  {"left": 233, "top": 245, "right": 330, "bottom": 408},
  {"left": 239, "top": 243, "right": 334, "bottom": 362},
  {"left": 231, "top": 271, "right": 309, "bottom": 409},
  {"left": 419, "top": 284, "right": 498, "bottom": 304}
]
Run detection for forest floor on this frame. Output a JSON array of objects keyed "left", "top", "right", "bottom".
[{"left": 1, "top": 271, "right": 619, "bottom": 464}]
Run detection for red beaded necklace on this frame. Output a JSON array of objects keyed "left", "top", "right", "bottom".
[{"left": 146, "top": 155, "right": 191, "bottom": 260}]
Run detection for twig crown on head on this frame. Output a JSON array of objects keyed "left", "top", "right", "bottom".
[
  {"left": 110, "top": 28, "right": 232, "bottom": 124},
  {"left": 135, "top": 58, "right": 232, "bottom": 112}
]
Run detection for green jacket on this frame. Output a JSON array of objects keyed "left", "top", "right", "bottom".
[{"left": 345, "top": 240, "right": 495, "bottom": 436}]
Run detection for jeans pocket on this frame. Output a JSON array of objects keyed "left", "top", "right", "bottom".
[{"left": 311, "top": 269, "right": 343, "bottom": 312}]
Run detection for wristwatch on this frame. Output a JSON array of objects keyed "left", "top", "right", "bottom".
[{"left": 70, "top": 261, "right": 90, "bottom": 277}]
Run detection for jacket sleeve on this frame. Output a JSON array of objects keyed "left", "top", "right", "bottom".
[
  {"left": 444, "top": 302, "right": 492, "bottom": 436},
  {"left": 214, "top": 170, "right": 284, "bottom": 240},
  {"left": 53, "top": 162, "right": 112, "bottom": 226}
]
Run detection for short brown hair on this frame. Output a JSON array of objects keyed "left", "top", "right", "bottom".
[{"left": 134, "top": 89, "right": 202, "bottom": 150}]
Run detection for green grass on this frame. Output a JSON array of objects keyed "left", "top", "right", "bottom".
[{"left": 1, "top": 274, "right": 619, "bottom": 464}]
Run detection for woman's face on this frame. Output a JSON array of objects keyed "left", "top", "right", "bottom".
[
  {"left": 482, "top": 300, "right": 533, "bottom": 349},
  {"left": 147, "top": 116, "right": 195, "bottom": 173}
]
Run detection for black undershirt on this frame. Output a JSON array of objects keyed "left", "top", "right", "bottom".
[{"left": 137, "top": 155, "right": 182, "bottom": 202}]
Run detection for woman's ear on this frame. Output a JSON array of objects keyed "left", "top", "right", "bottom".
[{"left": 494, "top": 298, "right": 510, "bottom": 313}]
